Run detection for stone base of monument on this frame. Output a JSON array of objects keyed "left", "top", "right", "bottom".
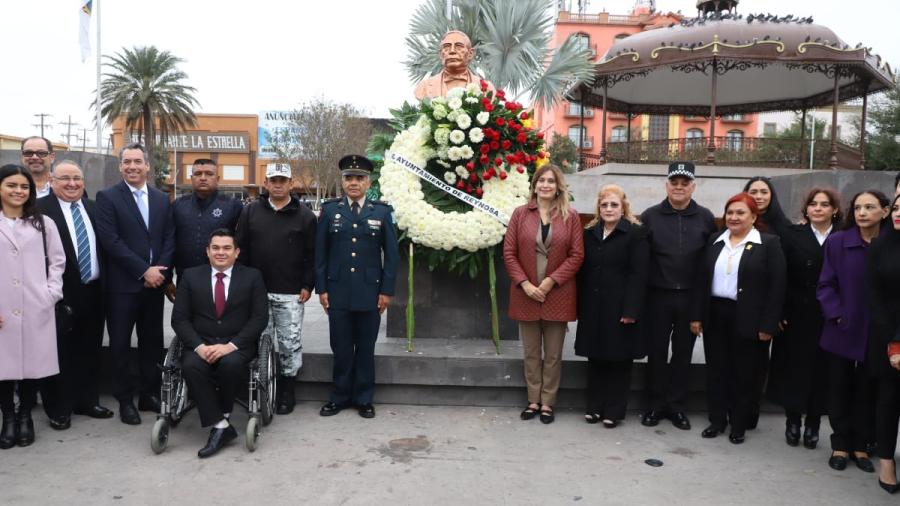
[{"left": 386, "top": 255, "right": 519, "bottom": 340}]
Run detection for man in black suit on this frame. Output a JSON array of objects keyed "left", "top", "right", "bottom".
[
  {"left": 94, "top": 142, "right": 175, "bottom": 425},
  {"left": 171, "top": 229, "right": 268, "bottom": 458},
  {"left": 36, "top": 160, "right": 113, "bottom": 430}
]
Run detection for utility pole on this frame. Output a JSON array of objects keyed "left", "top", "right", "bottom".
[
  {"left": 32, "top": 113, "right": 53, "bottom": 137},
  {"left": 59, "top": 115, "right": 80, "bottom": 147}
]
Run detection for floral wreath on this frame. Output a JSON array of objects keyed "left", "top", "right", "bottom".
[{"left": 379, "top": 81, "right": 548, "bottom": 253}]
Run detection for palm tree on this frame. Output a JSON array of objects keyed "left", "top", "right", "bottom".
[
  {"left": 97, "top": 46, "right": 199, "bottom": 179},
  {"left": 404, "top": 0, "right": 594, "bottom": 110}
]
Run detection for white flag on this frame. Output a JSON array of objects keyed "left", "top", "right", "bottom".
[{"left": 79, "top": 0, "right": 92, "bottom": 62}]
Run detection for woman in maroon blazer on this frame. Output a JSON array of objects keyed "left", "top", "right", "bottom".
[{"left": 503, "top": 164, "right": 583, "bottom": 424}]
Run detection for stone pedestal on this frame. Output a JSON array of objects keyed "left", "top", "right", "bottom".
[{"left": 386, "top": 255, "right": 519, "bottom": 340}]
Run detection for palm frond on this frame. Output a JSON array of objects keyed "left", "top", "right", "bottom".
[{"left": 529, "top": 33, "right": 596, "bottom": 110}]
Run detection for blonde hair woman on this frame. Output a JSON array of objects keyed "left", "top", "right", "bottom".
[
  {"left": 503, "top": 164, "right": 584, "bottom": 424},
  {"left": 575, "top": 185, "right": 649, "bottom": 427}
]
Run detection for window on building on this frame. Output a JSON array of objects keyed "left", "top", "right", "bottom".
[
  {"left": 763, "top": 123, "right": 777, "bottom": 136},
  {"left": 614, "top": 33, "right": 630, "bottom": 40},
  {"left": 722, "top": 113, "right": 745, "bottom": 121},
  {"left": 568, "top": 125, "right": 589, "bottom": 148},
  {"left": 685, "top": 128, "right": 704, "bottom": 148},
  {"left": 567, "top": 102, "right": 593, "bottom": 117},
  {"left": 572, "top": 33, "right": 591, "bottom": 51},
  {"left": 649, "top": 115, "right": 669, "bottom": 140},
  {"left": 610, "top": 126, "right": 627, "bottom": 143},
  {"left": 725, "top": 130, "right": 744, "bottom": 150}
]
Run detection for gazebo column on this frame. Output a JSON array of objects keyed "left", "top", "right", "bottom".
[
  {"left": 599, "top": 79, "right": 608, "bottom": 165},
  {"left": 625, "top": 109, "right": 632, "bottom": 163},
  {"left": 578, "top": 89, "right": 586, "bottom": 169},
  {"left": 707, "top": 60, "right": 718, "bottom": 165},
  {"left": 859, "top": 88, "right": 868, "bottom": 170},
  {"left": 828, "top": 70, "right": 840, "bottom": 169},
  {"left": 799, "top": 107, "right": 807, "bottom": 169}
]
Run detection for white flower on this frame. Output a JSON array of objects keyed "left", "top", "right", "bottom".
[
  {"left": 447, "top": 87, "right": 465, "bottom": 100},
  {"left": 443, "top": 171, "right": 457, "bottom": 184},
  {"left": 456, "top": 113, "right": 472, "bottom": 129},
  {"left": 468, "top": 127, "right": 484, "bottom": 143},
  {"left": 447, "top": 146, "right": 463, "bottom": 161},
  {"left": 455, "top": 165, "right": 468, "bottom": 178},
  {"left": 434, "top": 127, "right": 450, "bottom": 146},
  {"left": 432, "top": 105, "right": 448, "bottom": 120},
  {"left": 431, "top": 96, "right": 447, "bottom": 106},
  {"left": 460, "top": 145, "right": 474, "bottom": 159},
  {"left": 476, "top": 111, "right": 490, "bottom": 125},
  {"left": 447, "top": 109, "right": 460, "bottom": 122},
  {"left": 437, "top": 146, "right": 448, "bottom": 159},
  {"left": 465, "top": 96, "right": 479, "bottom": 104},
  {"left": 448, "top": 97, "right": 463, "bottom": 110},
  {"left": 449, "top": 129, "right": 466, "bottom": 145},
  {"left": 465, "top": 83, "right": 480, "bottom": 94}
]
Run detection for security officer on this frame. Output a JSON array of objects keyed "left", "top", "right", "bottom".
[{"left": 316, "top": 155, "right": 399, "bottom": 419}]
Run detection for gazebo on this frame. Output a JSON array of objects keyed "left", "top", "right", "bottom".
[{"left": 568, "top": 0, "right": 896, "bottom": 170}]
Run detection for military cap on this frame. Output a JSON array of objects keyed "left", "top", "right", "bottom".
[{"left": 339, "top": 154, "right": 374, "bottom": 177}]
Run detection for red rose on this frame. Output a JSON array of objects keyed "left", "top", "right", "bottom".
[
  {"left": 516, "top": 166, "right": 525, "bottom": 173},
  {"left": 496, "top": 89, "right": 506, "bottom": 100},
  {"left": 520, "top": 111, "right": 529, "bottom": 120},
  {"left": 510, "top": 122, "right": 522, "bottom": 132},
  {"left": 494, "top": 157, "right": 502, "bottom": 166},
  {"left": 469, "top": 173, "right": 478, "bottom": 182},
  {"left": 475, "top": 188, "right": 483, "bottom": 197},
  {"left": 466, "top": 161, "right": 475, "bottom": 171},
  {"left": 537, "top": 151, "right": 546, "bottom": 159},
  {"left": 482, "top": 172, "right": 492, "bottom": 181},
  {"left": 466, "top": 184, "right": 474, "bottom": 193},
  {"left": 536, "top": 132, "right": 544, "bottom": 139},
  {"left": 484, "top": 103, "right": 494, "bottom": 112},
  {"left": 501, "top": 139, "right": 512, "bottom": 150},
  {"left": 479, "top": 154, "right": 489, "bottom": 165},
  {"left": 495, "top": 117, "right": 505, "bottom": 127},
  {"left": 499, "top": 171, "right": 508, "bottom": 180},
  {"left": 479, "top": 144, "right": 490, "bottom": 154},
  {"left": 480, "top": 79, "right": 489, "bottom": 91},
  {"left": 490, "top": 140, "right": 500, "bottom": 150},
  {"left": 516, "top": 132, "right": 527, "bottom": 143},
  {"left": 456, "top": 180, "right": 465, "bottom": 189}
]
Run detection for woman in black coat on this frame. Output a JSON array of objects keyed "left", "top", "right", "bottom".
[
  {"left": 690, "top": 193, "right": 786, "bottom": 444},
  {"left": 575, "top": 184, "right": 649, "bottom": 428},
  {"left": 768, "top": 187, "right": 842, "bottom": 450},
  {"left": 866, "top": 193, "right": 900, "bottom": 494}
]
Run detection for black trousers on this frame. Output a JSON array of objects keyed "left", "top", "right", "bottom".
[
  {"left": 328, "top": 309, "right": 380, "bottom": 407},
  {"left": 106, "top": 288, "right": 165, "bottom": 402},
  {"left": 703, "top": 298, "right": 766, "bottom": 433},
  {"left": 182, "top": 349, "right": 250, "bottom": 427},
  {"left": 646, "top": 288, "right": 697, "bottom": 412},
  {"left": 876, "top": 375, "right": 900, "bottom": 460},
  {"left": 585, "top": 359, "right": 632, "bottom": 420},
  {"left": 41, "top": 281, "right": 105, "bottom": 418},
  {"left": 826, "top": 352, "right": 876, "bottom": 452},
  {"left": 0, "top": 380, "right": 40, "bottom": 414}
]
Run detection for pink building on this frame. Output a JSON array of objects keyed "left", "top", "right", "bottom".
[{"left": 536, "top": 4, "right": 759, "bottom": 166}]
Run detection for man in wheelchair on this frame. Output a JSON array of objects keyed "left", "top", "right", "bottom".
[{"left": 171, "top": 228, "right": 268, "bottom": 458}]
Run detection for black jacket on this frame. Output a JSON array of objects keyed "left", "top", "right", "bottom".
[
  {"left": 172, "top": 191, "right": 243, "bottom": 278},
  {"left": 865, "top": 230, "right": 900, "bottom": 378},
  {"left": 640, "top": 198, "right": 716, "bottom": 291},
  {"left": 234, "top": 195, "right": 317, "bottom": 294},
  {"left": 36, "top": 194, "right": 105, "bottom": 301},
  {"left": 691, "top": 230, "right": 787, "bottom": 339},
  {"left": 575, "top": 220, "right": 649, "bottom": 360},
  {"left": 170, "top": 263, "right": 268, "bottom": 352}
]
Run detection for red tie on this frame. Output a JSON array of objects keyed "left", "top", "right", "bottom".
[{"left": 215, "top": 272, "right": 226, "bottom": 318}]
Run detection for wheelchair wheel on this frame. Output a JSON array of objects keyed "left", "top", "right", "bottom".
[
  {"left": 258, "top": 333, "right": 277, "bottom": 426},
  {"left": 245, "top": 416, "right": 260, "bottom": 452},
  {"left": 162, "top": 339, "right": 188, "bottom": 426},
  {"left": 151, "top": 418, "right": 170, "bottom": 454},
  {"left": 168, "top": 379, "right": 188, "bottom": 427}
]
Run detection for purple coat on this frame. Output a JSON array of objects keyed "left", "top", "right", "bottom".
[
  {"left": 816, "top": 227, "right": 870, "bottom": 361},
  {"left": 0, "top": 216, "right": 65, "bottom": 380}
]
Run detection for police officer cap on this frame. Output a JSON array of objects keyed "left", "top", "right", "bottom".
[
  {"left": 339, "top": 154, "right": 373, "bottom": 177},
  {"left": 667, "top": 161, "right": 695, "bottom": 180}
]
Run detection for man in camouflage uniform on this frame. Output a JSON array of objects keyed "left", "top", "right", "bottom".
[{"left": 235, "top": 164, "right": 316, "bottom": 414}]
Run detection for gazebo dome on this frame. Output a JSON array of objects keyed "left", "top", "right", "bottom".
[{"left": 697, "top": 0, "right": 739, "bottom": 16}]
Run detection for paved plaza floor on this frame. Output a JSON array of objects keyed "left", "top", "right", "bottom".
[{"left": 2, "top": 404, "right": 895, "bottom": 505}]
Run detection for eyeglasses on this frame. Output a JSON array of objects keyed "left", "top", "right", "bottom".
[
  {"left": 22, "top": 150, "right": 51, "bottom": 158},
  {"left": 53, "top": 176, "right": 84, "bottom": 183}
]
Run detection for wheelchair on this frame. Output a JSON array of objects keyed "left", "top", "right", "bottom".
[{"left": 150, "top": 332, "right": 277, "bottom": 454}]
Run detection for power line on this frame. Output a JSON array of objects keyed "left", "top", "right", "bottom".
[
  {"left": 59, "top": 115, "right": 81, "bottom": 147},
  {"left": 31, "top": 113, "right": 53, "bottom": 137}
]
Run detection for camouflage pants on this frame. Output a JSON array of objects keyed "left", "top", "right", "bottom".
[{"left": 264, "top": 293, "right": 305, "bottom": 377}]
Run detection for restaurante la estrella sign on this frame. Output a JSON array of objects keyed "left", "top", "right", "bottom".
[{"left": 127, "top": 131, "right": 250, "bottom": 153}]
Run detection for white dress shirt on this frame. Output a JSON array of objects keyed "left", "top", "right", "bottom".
[
  {"left": 812, "top": 224, "right": 832, "bottom": 246},
  {"left": 56, "top": 196, "right": 100, "bottom": 282},
  {"left": 36, "top": 182, "right": 51, "bottom": 199},
  {"left": 711, "top": 228, "right": 762, "bottom": 301},
  {"left": 197, "top": 265, "right": 237, "bottom": 352}
]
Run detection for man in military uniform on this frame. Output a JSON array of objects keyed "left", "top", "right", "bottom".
[{"left": 316, "top": 155, "right": 399, "bottom": 419}]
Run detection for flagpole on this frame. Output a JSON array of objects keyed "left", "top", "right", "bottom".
[{"left": 95, "top": 0, "right": 102, "bottom": 154}]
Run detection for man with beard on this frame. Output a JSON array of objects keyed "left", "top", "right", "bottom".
[{"left": 20, "top": 136, "right": 55, "bottom": 198}]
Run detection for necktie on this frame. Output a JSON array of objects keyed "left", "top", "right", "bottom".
[
  {"left": 214, "top": 272, "right": 226, "bottom": 319},
  {"left": 133, "top": 189, "right": 149, "bottom": 228},
  {"left": 70, "top": 202, "right": 92, "bottom": 283},
  {"left": 351, "top": 201, "right": 360, "bottom": 215}
]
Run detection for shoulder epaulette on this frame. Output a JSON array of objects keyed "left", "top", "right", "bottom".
[{"left": 370, "top": 199, "right": 391, "bottom": 207}]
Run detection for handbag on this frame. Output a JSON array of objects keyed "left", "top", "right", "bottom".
[{"left": 40, "top": 217, "right": 75, "bottom": 334}]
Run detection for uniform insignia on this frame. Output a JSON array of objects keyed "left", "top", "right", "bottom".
[
  {"left": 212, "top": 208, "right": 223, "bottom": 218},
  {"left": 335, "top": 213, "right": 341, "bottom": 219},
  {"left": 367, "top": 219, "right": 381, "bottom": 226},
  {"left": 745, "top": 244, "right": 753, "bottom": 250}
]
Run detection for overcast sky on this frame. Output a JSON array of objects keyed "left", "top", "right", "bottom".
[{"left": 1, "top": 0, "right": 896, "bottom": 147}]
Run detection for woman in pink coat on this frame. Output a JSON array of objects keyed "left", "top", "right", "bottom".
[
  {"left": 503, "top": 164, "right": 584, "bottom": 424},
  {"left": 0, "top": 165, "right": 65, "bottom": 449}
]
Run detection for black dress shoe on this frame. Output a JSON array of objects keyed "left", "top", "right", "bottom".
[
  {"left": 785, "top": 422, "right": 801, "bottom": 447},
  {"left": 728, "top": 432, "right": 746, "bottom": 444},
  {"left": 641, "top": 409, "right": 667, "bottom": 427},
  {"left": 73, "top": 405, "right": 114, "bottom": 419},
  {"left": 319, "top": 402, "right": 343, "bottom": 417},
  {"left": 701, "top": 424, "right": 725, "bottom": 438},
  {"left": 358, "top": 404, "right": 376, "bottom": 419},
  {"left": 802, "top": 427, "right": 819, "bottom": 449},
  {"left": 0, "top": 414, "right": 17, "bottom": 449},
  {"left": 119, "top": 402, "right": 141, "bottom": 425},
  {"left": 879, "top": 479, "right": 900, "bottom": 494},
  {"left": 197, "top": 425, "right": 237, "bottom": 458},
  {"left": 276, "top": 377, "right": 296, "bottom": 415},
  {"left": 747, "top": 411, "right": 759, "bottom": 430},
  {"left": 15, "top": 411, "right": 34, "bottom": 447},
  {"left": 602, "top": 419, "right": 618, "bottom": 429},
  {"left": 137, "top": 395, "right": 161, "bottom": 413},
  {"left": 851, "top": 454, "right": 875, "bottom": 473},
  {"left": 48, "top": 415, "right": 71, "bottom": 431},
  {"left": 828, "top": 454, "right": 848, "bottom": 471},
  {"left": 669, "top": 412, "right": 691, "bottom": 430}
]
